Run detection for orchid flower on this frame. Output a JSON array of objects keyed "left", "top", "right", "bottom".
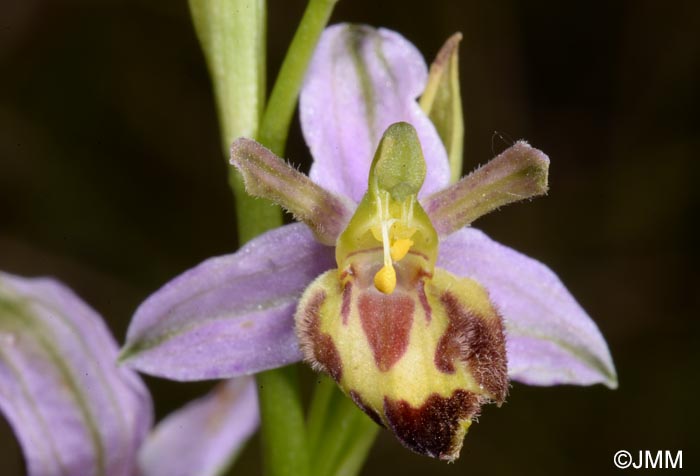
[
  {"left": 120, "top": 24, "right": 616, "bottom": 461},
  {"left": 0, "top": 271, "right": 258, "bottom": 476}
]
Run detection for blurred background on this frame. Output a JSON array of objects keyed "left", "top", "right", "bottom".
[{"left": 1, "top": 0, "right": 697, "bottom": 474}]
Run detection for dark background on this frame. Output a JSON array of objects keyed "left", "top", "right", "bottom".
[{"left": 1, "top": 0, "right": 697, "bottom": 474}]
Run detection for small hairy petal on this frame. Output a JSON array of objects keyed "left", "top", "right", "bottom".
[
  {"left": 138, "top": 377, "right": 258, "bottom": 476},
  {"left": 438, "top": 228, "right": 618, "bottom": 388},
  {"left": 0, "top": 272, "right": 152, "bottom": 476},
  {"left": 422, "top": 141, "right": 550, "bottom": 236},
  {"left": 121, "top": 223, "right": 335, "bottom": 381},
  {"left": 300, "top": 23, "right": 450, "bottom": 202},
  {"left": 230, "top": 137, "right": 355, "bottom": 245}
]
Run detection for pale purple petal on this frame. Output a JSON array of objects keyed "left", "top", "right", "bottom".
[
  {"left": 0, "top": 272, "right": 152, "bottom": 476},
  {"left": 438, "top": 228, "right": 618, "bottom": 388},
  {"left": 139, "top": 377, "right": 258, "bottom": 476},
  {"left": 121, "top": 223, "right": 335, "bottom": 381},
  {"left": 300, "top": 23, "right": 450, "bottom": 202}
]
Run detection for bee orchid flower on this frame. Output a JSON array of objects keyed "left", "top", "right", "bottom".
[{"left": 120, "top": 24, "right": 616, "bottom": 461}]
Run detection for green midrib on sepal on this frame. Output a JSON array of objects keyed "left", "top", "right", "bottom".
[
  {"left": 119, "top": 292, "right": 300, "bottom": 364},
  {"left": 346, "top": 25, "right": 377, "bottom": 146},
  {"left": 0, "top": 295, "right": 107, "bottom": 476},
  {"left": 506, "top": 322, "right": 618, "bottom": 388}
]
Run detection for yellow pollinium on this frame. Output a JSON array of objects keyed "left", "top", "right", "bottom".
[
  {"left": 373, "top": 264, "right": 397, "bottom": 294},
  {"left": 390, "top": 238, "right": 414, "bottom": 261}
]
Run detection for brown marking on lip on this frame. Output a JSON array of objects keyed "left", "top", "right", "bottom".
[
  {"left": 349, "top": 389, "right": 385, "bottom": 427},
  {"left": 395, "top": 261, "right": 434, "bottom": 289},
  {"left": 339, "top": 264, "right": 356, "bottom": 282},
  {"left": 436, "top": 292, "right": 508, "bottom": 402},
  {"left": 407, "top": 249, "right": 430, "bottom": 261},
  {"left": 358, "top": 291, "right": 414, "bottom": 372},
  {"left": 434, "top": 321, "right": 460, "bottom": 375},
  {"left": 341, "top": 281, "right": 352, "bottom": 325},
  {"left": 297, "top": 290, "right": 343, "bottom": 381},
  {"left": 416, "top": 280, "right": 432, "bottom": 323},
  {"left": 384, "top": 389, "right": 480, "bottom": 461}
]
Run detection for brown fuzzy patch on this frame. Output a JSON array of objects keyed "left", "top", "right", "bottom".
[
  {"left": 384, "top": 390, "right": 480, "bottom": 461},
  {"left": 435, "top": 292, "right": 508, "bottom": 402},
  {"left": 349, "top": 389, "right": 385, "bottom": 427},
  {"left": 358, "top": 292, "right": 414, "bottom": 372},
  {"left": 297, "top": 290, "right": 343, "bottom": 381},
  {"left": 434, "top": 321, "right": 462, "bottom": 375}
]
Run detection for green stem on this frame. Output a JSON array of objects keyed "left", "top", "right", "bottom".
[
  {"left": 251, "top": 0, "right": 338, "bottom": 472},
  {"left": 190, "top": 1, "right": 352, "bottom": 475},
  {"left": 308, "top": 380, "right": 380, "bottom": 476},
  {"left": 257, "top": 0, "right": 339, "bottom": 156},
  {"left": 331, "top": 416, "right": 379, "bottom": 476},
  {"left": 306, "top": 376, "right": 337, "bottom": 453},
  {"left": 188, "top": 2, "right": 301, "bottom": 475},
  {"left": 257, "top": 366, "right": 310, "bottom": 476},
  {"left": 189, "top": 0, "right": 282, "bottom": 244}
]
